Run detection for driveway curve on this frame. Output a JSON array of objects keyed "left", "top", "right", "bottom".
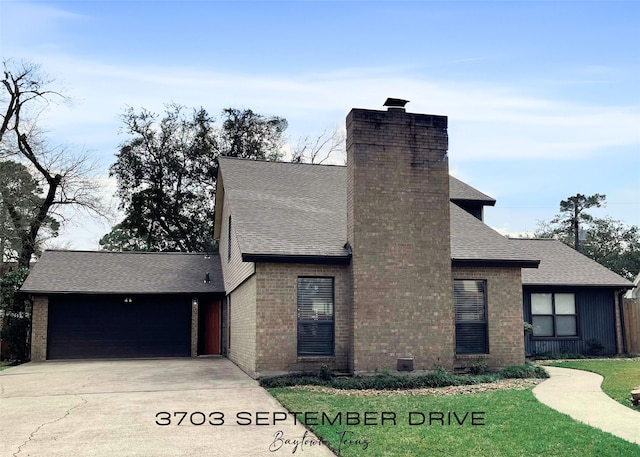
[
  {"left": 533, "top": 366, "right": 640, "bottom": 446},
  {"left": 0, "top": 358, "right": 336, "bottom": 457}
]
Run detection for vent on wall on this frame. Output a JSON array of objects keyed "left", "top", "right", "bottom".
[{"left": 397, "top": 357, "right": 414, "bottom": 372}]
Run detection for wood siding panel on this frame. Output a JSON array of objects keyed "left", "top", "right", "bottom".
[
  {"left": 227, "top": 275, "right": 257, "bottom": 377},
  {"left": 623, "top": 298, "right": 640, "bottom": 353},
  {"left": 219, "top": 192, "right": 255, "bottom": 293},
  {"left": 524, "top": 288, "right": 617, "bottom": 356}
]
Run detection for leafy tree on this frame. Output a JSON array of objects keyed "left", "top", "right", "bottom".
[
  {"left": 580, "top": 217, "right": 640, "bottom": 280},
  {"left": 0, "top": 267, "right": 30, "bottom": 360},
  {"left": 0, "top": 161, "right": 60, "bottom": 262},
  {"left": 550, "top": 193, "right": 606, "bottom": 252},
  {"left": 220, "top": 108, "right": 287, "bottom": 161},
  {"left": 102, "top": 104, "right": 287, "bottom": 251},
  {"left": 1, "top": 60, "right": 105, "bottom": 267},
  {"left": 536, "top": 194, "right": 640, "bottom": 280}
]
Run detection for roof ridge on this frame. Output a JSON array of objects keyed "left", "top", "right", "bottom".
[
  {"left": 43, "top": 249, "right": 216, "bottom": 256},
  {"left": 218, "top": 156, "right": 346, "bottom": 168}
]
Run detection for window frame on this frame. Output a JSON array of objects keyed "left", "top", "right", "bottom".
[
  {"left": 296, "top": 276, "right": 335, "bottom": 357},
  {"left": 530, "top": 292, "right": 578, "bottom": 339},
  {"left": 227, "top": 215, "right": 232, "bottom": 262},
  {"left": 454, "top": 279, "right": 489, "bottom": 355}
]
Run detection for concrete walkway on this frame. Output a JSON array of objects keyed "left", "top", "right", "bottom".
[{"left": 533, "top": 366, "right": 640, "bottom": 445}]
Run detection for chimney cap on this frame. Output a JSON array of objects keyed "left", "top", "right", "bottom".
[{"left": 383, "top": 98, "right": 410, "bottom": 109}]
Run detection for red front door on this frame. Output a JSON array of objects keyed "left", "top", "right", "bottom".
[{"left": 202, "top": 301, "right": 220, "bottom": 355}]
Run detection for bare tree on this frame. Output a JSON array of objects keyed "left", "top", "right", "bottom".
[
  {"left": 291, "top": 127, "right": 346, "bottom": 164},
  {"left": 1, "top": 60, "right": 106, "bottom": 267}
]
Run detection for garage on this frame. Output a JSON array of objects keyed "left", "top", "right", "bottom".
[
  {"left": 20, "top": 250, "right": 225, "bottom": 361},
  {"left": 47, "top": 295, "right": 192, "bottom": 359}
]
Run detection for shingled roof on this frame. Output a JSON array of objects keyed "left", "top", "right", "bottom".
[
  {"left": 20, "top": 251, "right": 225, "bottom": 294},
  {"left": 218, "top": 158, "right": 349, "bottom": 261},
  {"left": 512, "top": 239, "right": 632, "bottom": 288},
  {"left": 449, "top": 176, "right": 496, "bottom": 206},
  {"left": 218, "top": 157, "right": 538, "bottom": 267},
  {"left": 450, "top": 204, "right": 538, "bottom": 267}
]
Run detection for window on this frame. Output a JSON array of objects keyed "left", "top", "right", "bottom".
[
  {"left": 454, "top": 280, "right": 488, "bottom": 354},
  {"left": 227, "top": 216, "right": 232, "bottom": 262},
  {"left": 531, "top": 293, "right": 577, "bottom": 337},
  {"left": 297, "top": 277, "right": 334, "bottom": 356}
]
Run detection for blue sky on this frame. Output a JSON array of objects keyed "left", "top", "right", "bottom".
[{"left": 1, "top": 0, "right": 639, "bottom": 249}]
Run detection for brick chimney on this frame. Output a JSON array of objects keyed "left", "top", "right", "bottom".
[{"left": 346, "top": 100, "right": 454, "bottom": 374}]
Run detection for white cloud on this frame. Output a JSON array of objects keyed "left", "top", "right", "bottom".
[
  {"left": 3, "top": 50, "right": 638, "bottom": 249},
  {"left": 14, "top": 53, "right": 636, "bottom": 166}
]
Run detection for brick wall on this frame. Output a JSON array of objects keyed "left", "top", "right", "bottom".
[
  {"left": 190, "top": 299, "right": 198, "bottom": 357},
  {"left": 346, "top": 107, "right": 454, "bottom": 373},
  {"left": 227, "top": 275, "right": 258, "bottom": 377},
  {"left": 452, "top": 266, "right": 524, "bottom": 368},
  {"left": 30, "top": 295, "right": 48, "bottom": 361},
  {"left": 254, "top": 262, "right": 350, "bottom": 377}
]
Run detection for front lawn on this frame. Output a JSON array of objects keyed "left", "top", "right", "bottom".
[
  {"left": 269, "top": 387, "right": 640, "bottom": 456},
  {"left": 548, "top": 359, "right": 640, "bottom": 409}
]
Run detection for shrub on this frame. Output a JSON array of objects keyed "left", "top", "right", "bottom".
[
  {"left": 499, "top": 363, "right": 549, "bottom": 379},
  {"left": 585, "top": 338, "right": 606, "bottom": 356},
  {"left": 0, "top": 268, "right": 31, "bottom": 361},
  {"left": 469, "top": 359, "right": 488, "bottom": 375}
]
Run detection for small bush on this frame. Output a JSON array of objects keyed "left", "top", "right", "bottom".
[
  {"left": 585, "top": 339, "right": 606, "bottom": 356},
  {"left": 469, "top": 359, "right": 488, "bottom": 375},
  {"left": 499, "top": 363, "right": 549, "bottom": 379},
  {"left": 318, "top": 365, "right": 333, "bottom": 380},
  {"left": 531, "top": 352, "right": 587, "bottom": 360}
]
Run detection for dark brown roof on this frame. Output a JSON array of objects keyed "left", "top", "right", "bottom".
[
  {"left": 449, "top": 176, "right": 496, "bottom": 205},
  {"left": 218, "top": 158, "right": 349, "bottom": 260},
  {"left": 20, "top": 250, "right": 224, "bottom": 294},
  {"left": 218, "top": 157, "right": 538, "bottom": 267},
  {"left": 450, "top": 204, "right": 538, "bottom": 267},
  {"left": 512, "top": 239, "right": 633, "bottom": 288}
]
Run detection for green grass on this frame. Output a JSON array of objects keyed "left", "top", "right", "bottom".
[
  {"left": 269, "top": 388, "right": 640, "bottom": 456},
  {"left": 0, "top": 361, "right": 14, "bottom": 371},
  {"left": 549, "top": 359, "right": 640, "bottom": 409}
]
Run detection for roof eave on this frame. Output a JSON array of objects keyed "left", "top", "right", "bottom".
[
  {"left": 450, "top": 197, "right": 496, "bottom": 207},
  {"left": 452, "top": 258, "right": 540, "bottom": 268},
  {"left": 523, "top": 283, "right": 634, "bottom": 289},
  {"left": 20, "top": 289, "right": 226, "bottom": 295},
  {"left": 242, "top": 253, "right": 351, "bottom": 265}
]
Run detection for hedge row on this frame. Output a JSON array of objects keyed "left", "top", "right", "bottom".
[{"left": 259, "top": 363, "right": 548, "bottom": 389}]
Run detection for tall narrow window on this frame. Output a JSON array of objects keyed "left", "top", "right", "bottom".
[
  {"left": 454, "top": 280, "right": 488, "bottom": 354},
  {"left": 297, "top": 277, "right": 334, "bottom": 356},
  {"left": 531, "top": 293, "right": 577, "bottom": 337},
  {"left": 227, "top": 216, "right": 232, "bottom": 262}
]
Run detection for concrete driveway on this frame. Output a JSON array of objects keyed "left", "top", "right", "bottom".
[{"left": 0, "top": 358, "right": 335, "bottom": 457}]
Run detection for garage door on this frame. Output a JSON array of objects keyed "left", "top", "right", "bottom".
[{"left": 47, "top": 295, "right": 191, "bottom": 359}]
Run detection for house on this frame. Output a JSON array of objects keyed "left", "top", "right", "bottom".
[
  {"left": 511, "top": 239, "right": 631, "bottom": 356},
  {"left": 21, "top": 101, "right": 633, "bottom": 375}
]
